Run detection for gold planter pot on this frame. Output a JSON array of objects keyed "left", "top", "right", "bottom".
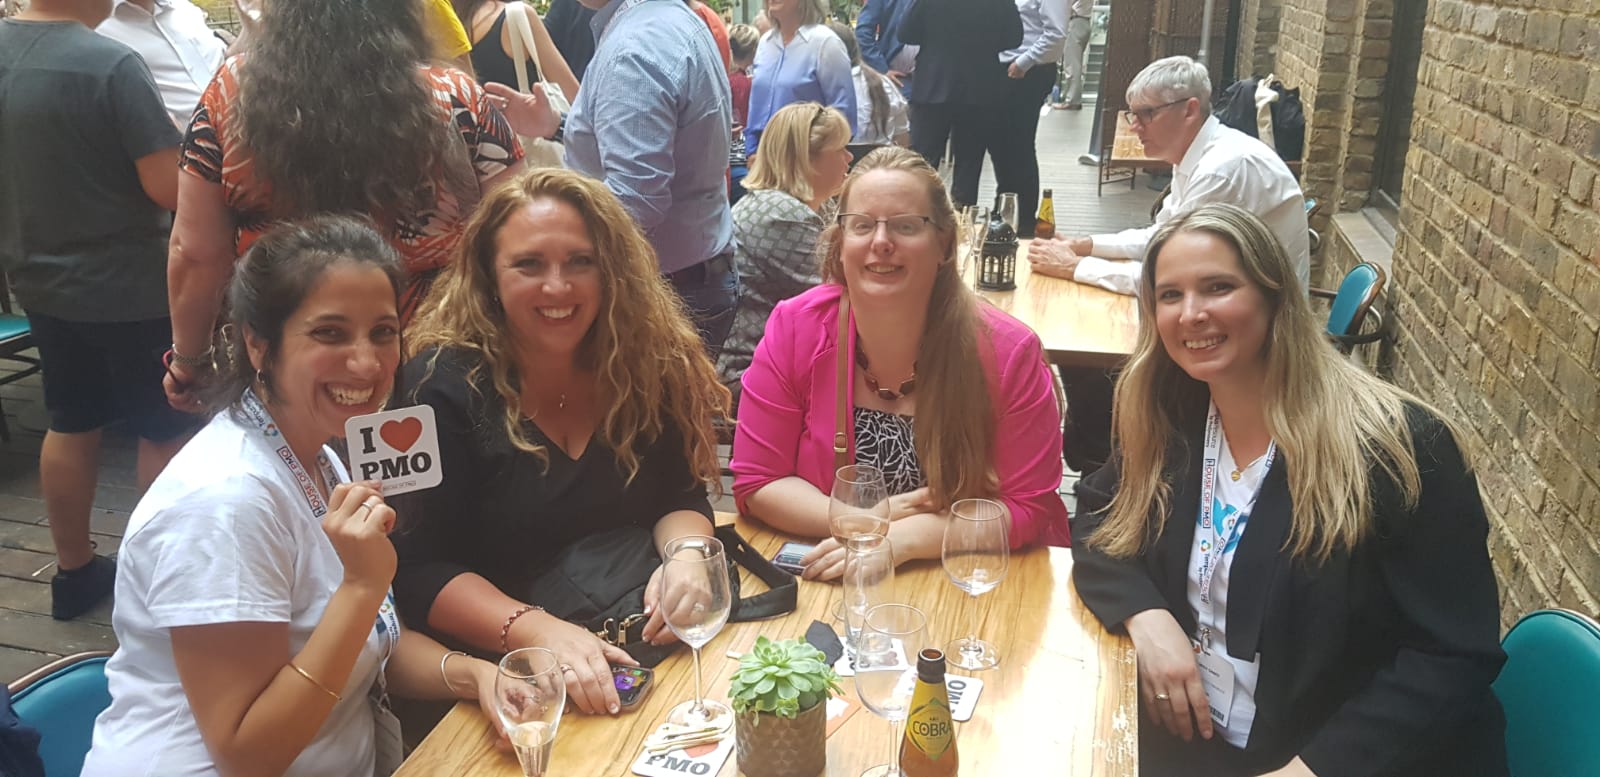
[{"left": 733, "top": 701, "right": 827, "bottom": 777}]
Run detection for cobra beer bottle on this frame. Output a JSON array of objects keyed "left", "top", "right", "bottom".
[{"left": 900, "top": 648, "right": 958, "bottom": 776}]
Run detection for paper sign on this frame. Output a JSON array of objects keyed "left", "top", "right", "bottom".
[
  {"left": 945, "top": 674, "right": 984, "bottom": 722},
  {"left": 344, "top": 406, "right": 443, "bottom": 496},
  {"left": 631, "top": 729, "right": 735, "bottom": 777}
]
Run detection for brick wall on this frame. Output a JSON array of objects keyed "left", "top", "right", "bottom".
[
  {"left": 1234, "top": 0, "right": 1283, "bottom": 79},
  {"left": 1392, "top": 0, "right": 1600, "bottom": 622}
]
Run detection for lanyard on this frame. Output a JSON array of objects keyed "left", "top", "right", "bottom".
[
  {"left": 238, "top": 390, "right": 400, "bottom": 663},
  {"left": 1194, "top": 400, "right": 1275, "bottom": 649}
]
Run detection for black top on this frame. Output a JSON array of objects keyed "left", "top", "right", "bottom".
[
  {"left": 542, "top": 0, "right": 597, "bottom": 81},
  {"left": 469, "top": 8, "right": 542, "bottom": 90},
  {"left": 898, "top": 0, "right": 1021, "bottom": 106},
  {"left": 390, "top": 346, "right": 715, "bottom": 627},
  {"left": 1072, "top": 396, "right": 1507, "bottom": 777},
  {"left": 0, "top": 20, "right": 178, "bottom": 323}
]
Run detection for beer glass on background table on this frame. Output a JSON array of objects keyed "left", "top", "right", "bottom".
[
  {"left": 661, "top": 535, "right": 734, "bottom": 731},
  {"left": 495, "top": 647, "right": 566, "bottom": 777},
  {"left": 941, "top": 498, "right": 1010, "bottom": 670},
  {"left": 829, "top": 464, "right": 890, "bottom": 621},
  {"left": 855, "top": 603, "right": 928, "bottom": 777}
]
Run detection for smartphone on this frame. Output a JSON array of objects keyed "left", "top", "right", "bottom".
[
  {"left": 611, "top": 664, "right": 654, "bottom": 708},
  {"left": 771, "top": 541, "right": 816, "bottom": 575}
]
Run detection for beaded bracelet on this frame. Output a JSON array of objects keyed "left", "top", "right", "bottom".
[{"left": 500, "top": 604, "right": 545, "bottom": 653}]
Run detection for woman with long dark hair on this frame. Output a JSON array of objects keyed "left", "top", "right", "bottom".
[
  {"left": 828, "top": 20, "right": 908, "bottom": 147},
  {"left": 163, "top": 0, "right": 525, "bottom": 412}
]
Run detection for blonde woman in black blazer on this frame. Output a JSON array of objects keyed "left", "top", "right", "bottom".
[{"left": 1072, "top": 204, "right": 1507, "bottom": 777}]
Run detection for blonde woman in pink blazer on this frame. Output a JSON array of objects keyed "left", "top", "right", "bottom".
[{"left": 731, "top": 146, "right": 1070, "bottom": 580}]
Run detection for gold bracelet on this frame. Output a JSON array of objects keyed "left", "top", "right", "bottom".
[
  {"left": 288, "top": 661, "right": 341, "bottom": 702},
  {"left": 439, "top": 650, "right": 469, "bottom": 696}
]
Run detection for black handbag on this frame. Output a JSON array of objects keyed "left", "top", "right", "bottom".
[{"left": 524, "top": 525, "right": 798, "bottom": 667}]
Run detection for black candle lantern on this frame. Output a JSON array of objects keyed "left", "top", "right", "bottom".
[{"left": 978, "top": 194, "right": 1018, "bottom": 290}]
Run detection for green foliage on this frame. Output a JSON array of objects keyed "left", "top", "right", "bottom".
[{"left": 729, "top": 636, "right": 843, "bottom": 719}]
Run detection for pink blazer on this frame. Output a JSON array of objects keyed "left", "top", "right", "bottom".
[{"left": 731, "top": 283, "right": 1071, "bottom": 547}]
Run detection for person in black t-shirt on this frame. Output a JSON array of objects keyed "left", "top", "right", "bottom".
[{"left": 392, "top": 169, "right": 731, "bottom": 718}]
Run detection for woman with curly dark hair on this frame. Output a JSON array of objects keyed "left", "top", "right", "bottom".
[{"left": 163, "top": 0, "right": 525, "bottom": 412}]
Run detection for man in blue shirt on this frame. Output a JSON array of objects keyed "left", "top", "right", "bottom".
[
  {"left": 854, "top": 0, "right": 917, "bottom": 98},
  {"left": 563, "top": 0, "right": 738, "bottom": 359}
]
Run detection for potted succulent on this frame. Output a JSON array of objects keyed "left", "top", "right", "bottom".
[{"left": 729, "top": 636, "right": 843, "bottom": 777}]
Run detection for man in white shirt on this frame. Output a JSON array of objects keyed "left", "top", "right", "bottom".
[
  {"left": 1031, "top": 55, "right": 1308, "bottom": 296},
  {"left": 97, "top": 0, "right": 225, "bottom": 128}
]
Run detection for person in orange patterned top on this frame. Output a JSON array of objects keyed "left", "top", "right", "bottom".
[{"left": 163, "top": 0, "right": 524, "bottom": 413}]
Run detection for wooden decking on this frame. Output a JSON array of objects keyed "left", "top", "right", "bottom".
[{"left": 0, "top": 101, "right": 1158, "bottom": 680}]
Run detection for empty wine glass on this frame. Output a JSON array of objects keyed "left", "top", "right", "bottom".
[
  {"left": 496, "top": 647, "right": 566, "bottom": 777},
  {"left": 829, "top": 465, "right": 889, "bottom": 621},
  {"left": 967, "top": 205, "right": 990, "bottom": 279},
  {"left": 661, "top": 535, "right": 734, "bottom": 731},
  {"left": 854, "top": 603, "right": 927, "bottom": 777},
  {"left": 942, "top": 498, "right": 1010, "bottom": 671},
  {"left": 843, "top": 533, "right": 896, "bottom": 655}
]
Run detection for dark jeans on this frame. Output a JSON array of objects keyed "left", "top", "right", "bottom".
[
  {"left": 666, "top": 250, "right": 739, "bottom": 363},
  {"left": 987, "top": 64, "right": 1057, "bottom": 237},
  {"left": 909, "top": 101, "right": 991, "bottom": 207},
  {"left": 1059, "top": 364, "right": 1117, "bottom": 475}
]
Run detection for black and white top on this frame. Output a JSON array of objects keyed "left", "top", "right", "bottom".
[{"left": 853, "top": 407, "right": 925, "bottom": 496}]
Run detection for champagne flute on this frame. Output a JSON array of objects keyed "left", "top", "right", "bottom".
[
  {"left": 661, "top": 535, "right": 734, "bottom": 730},
  {"left": 843, "top": 533, "right": 896, "bottom": 655},
  {"left": 854, "top": 604, "right": 927, "bottom": 777},
  {"left": 829, "top": 465, "right": 890, "bottom": 621},
  {"left": 967, "top": 206, "right": 990, "bottom": 284},
  {"left": 496, "top": 647, "right": 566, "bottom": 777},
  {"left": 942, "top": 498, "right": 1010, "bottom": 671}
]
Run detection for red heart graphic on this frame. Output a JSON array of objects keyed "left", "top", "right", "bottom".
[
  {"left": 379, "top": 417, "right": 423, "bottom": 453},
  {"left": 681, "top": 742, "right": 718, "bottom": 758}
]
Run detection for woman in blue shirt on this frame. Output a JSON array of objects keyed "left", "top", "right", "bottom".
[{"left": 745, "top": 0, "right": 856, "bottom": 157}]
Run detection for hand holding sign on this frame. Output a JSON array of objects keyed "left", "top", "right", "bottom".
[
  {"left": 323, "top": 482, "right": 397, "bottom": 592},
  {"left": 345, "top": 406, "right": 444, "bottom": 497}
]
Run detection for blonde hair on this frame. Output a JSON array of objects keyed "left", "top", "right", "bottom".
[
  {"left": 1090, "top": 203, "right": 1461, "bottom": 563},
  {"left": 819, "top": 147, "right": 997, "bottom": 510},
  {"left": 744, "top": 102, "right": 851, "bottom": 204},
  {"left": 769, "top": 0, "right": 827, "bottom": 29},
  {"left": 405, "top": 169, "right": 729, "bottom": 488}
]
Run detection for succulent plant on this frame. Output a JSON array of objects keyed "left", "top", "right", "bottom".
[{"left": 729, "top": 636, "right": 843, "bottom": 720}]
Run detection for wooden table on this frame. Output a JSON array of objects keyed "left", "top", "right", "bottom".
[
  {"left": 962, "top": 241, "right": 1139, "bottom": 369},
  {"left": 394, "top": 515, "right": 1138, "bottom": 776}
]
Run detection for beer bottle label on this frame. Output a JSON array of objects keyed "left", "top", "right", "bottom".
[{"left": 905, "top": 696, "right": 955, "bottom": 760}]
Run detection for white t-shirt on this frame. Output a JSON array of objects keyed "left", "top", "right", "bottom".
[
  {"left": 1183, "top": 425, "right": 1268, "bottom": 748},
  {"left": 82, "top": 410, "right": 385, "bottom": 777}
]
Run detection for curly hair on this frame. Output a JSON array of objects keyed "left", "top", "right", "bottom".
[
  {"left": 234, "top": 0, "right": 471, "bottom": 219},
  {"left": 406, "top": 169, "right": 730, "bottom": 489}
]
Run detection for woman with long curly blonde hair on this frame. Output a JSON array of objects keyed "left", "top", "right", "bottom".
[
  {"left": 1072, "top": 204, "right": 1505, "bottom": 777},
  {"left": 390, "top": 169, "right": 730, "bottom": 718}
]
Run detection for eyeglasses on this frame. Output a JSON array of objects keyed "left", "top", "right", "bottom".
[
  {"left": 1121, "top": 98, "right": 1190, "bottom": 126},
  {"left": 838, "top": 213, "right": 936, "bottom": 239}
]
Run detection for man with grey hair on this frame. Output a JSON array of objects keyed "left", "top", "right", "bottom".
[{"left": 1031, "top": 55, "right": 1308, "bottom": 295}]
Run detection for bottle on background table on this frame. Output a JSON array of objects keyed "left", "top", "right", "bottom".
[
  {"left": 1034, "top": 188, "right": 1056, "bottom": 240},
  {"left": 899, "top": 648, "right": 958, "bottom": 777}
]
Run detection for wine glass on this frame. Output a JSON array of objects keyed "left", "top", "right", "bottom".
[
  {"left": 966, "top": 205, "right": 990, "bottom": 276},
  {"left": 942, "top": 498, "right": 1010, "bottom": 671},
  {"left": 843, "top": 533, "right": 896, "bottom": 656},
  {"left": 854, "top": 603, "right": 927, "bottom": 777},
  {"left": 829, "top": 465, "right": 890, "bottom": 621},
  {"left": 660, "top": 535, "right": 734, "bottom": 730},
  {"left": 495, "top": 647, "right": 567, "bottom": 777}
]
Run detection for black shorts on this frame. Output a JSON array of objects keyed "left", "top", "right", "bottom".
[{"left": 27, "top": 314, "right": 198, "bottom": 441}]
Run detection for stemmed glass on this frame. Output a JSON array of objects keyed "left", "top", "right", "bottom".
[
  {"left": 829, "top": 465, "right": 890, "bottom": 621},
  {"left": 942, "top": 498, "right": 1010, "bottom": 671},
  {"left": 495, "top": 647, "right": 567, "bottom": 777},
  {"left": 854, "top": 604, "right": 928, "bottom": 777},
  {"left": 966, "top": 205, "right": 990, "bottom": 279},
  {"left": 661, "top": 535, "right": 734, "bottom": 730},
  {"left": 842, "top": 533, "right": 896, "bottom": 655}
]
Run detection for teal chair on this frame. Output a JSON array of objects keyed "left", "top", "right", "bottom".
[
  {"left": 0, "top": 272, "right": 41, "bottom": 441},
  {"left": 1310, "top": 262, "right": 1386, "bottom": 354},
  {"left": 1493, "top": 609, "right": 1600, "bottom": 777},
  {"left": 8, "top": 652, "right": 113, "bottom": 777}
]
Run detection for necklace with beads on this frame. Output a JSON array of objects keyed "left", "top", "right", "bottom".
[{"left": 854, "top": 339, "right": 916, "bottom": 400}]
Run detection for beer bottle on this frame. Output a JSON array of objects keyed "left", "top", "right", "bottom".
[
  {"left": 1034, "top": 188, "right": 1056, "bottom": 240},
  {"left": 900, "top": 648, "right": 958, "bottom": 776}
]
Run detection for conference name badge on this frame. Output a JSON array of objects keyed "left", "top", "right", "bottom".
[{"left": 345, "top": 406, "right": 443, "bottom": 496}]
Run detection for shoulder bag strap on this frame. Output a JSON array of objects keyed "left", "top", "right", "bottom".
[
  {"left": 504, "top": 1, "right": 535, "bottom": 95},
  {"left": 716, "top": 525, "right": 798, "bottom": 621},
  {"left": 833, "top": 294, "right": 852, "bottom": 473}
]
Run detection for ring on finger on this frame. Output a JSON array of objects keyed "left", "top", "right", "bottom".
[
  {"left": 356, "top": 499, "right": 379, "bottom": 516},
  {"left": 560, "top": 663, "right": 575, "bottom": 674},
  {"left": 1154, "top": 692, "right": 1171, "bottom": 701}
]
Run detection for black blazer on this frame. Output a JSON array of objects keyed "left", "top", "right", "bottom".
[
  {"left": 1072, "top": 398, "right": 1508, "bottom": 777},
  {"left": 899, "top": 0, "right": 1021, "bottom": 106}
]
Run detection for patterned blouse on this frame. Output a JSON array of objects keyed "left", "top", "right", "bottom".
[
  {"left": 854, "top": 407, "right": 925, "bottom": 496},
  {"left": 718, "top": 189, "right": 826, "bottom": 391},
  {"left": 179, "top": 57, "right": 523, "bottom": 319}
]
